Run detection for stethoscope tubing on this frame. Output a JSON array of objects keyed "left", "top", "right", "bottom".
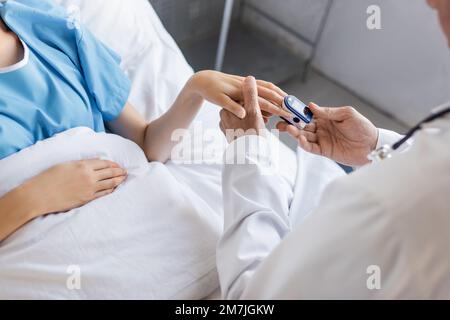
[{"left": 392, "top": 105, "right": 450, "bottom": 151}]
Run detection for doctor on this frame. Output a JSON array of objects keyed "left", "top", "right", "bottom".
[{"left": 217, "top": 0, "right": 450, "bottom": 299}]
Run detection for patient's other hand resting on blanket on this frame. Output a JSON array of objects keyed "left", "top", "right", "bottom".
[
  {"left": 0, "top": 159, "right": 127, "bottom": 241},
  {"left": 0, "top": 0, "right": 290, "bottom": 242}
]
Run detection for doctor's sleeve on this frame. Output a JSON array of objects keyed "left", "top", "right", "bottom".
[
  {"left": 217, "top": 135, "right": 293, "bottom": 299},
  {"left": 76, "top": 25, "right": 131, "bottom": 122}
]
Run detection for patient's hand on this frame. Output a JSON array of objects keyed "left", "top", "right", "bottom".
[
  {"left": 277, "top": 103, "right": 378, "bottom": 166},
  {"left": 219, "top": 76, "right": 267, "bottom": 143},
  {"left": 190, "top": 70, "right": 291, "bottom": 120},
  {"left": 28, "top": 159, "right": 128, "bottom": 215}
]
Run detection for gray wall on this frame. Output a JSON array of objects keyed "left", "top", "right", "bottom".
[
  {"left": 244, "top": 0, "right": 450, "bottom": 125},
  {"left": 150, "top": 0, "right": 241, "bottom": 46}
]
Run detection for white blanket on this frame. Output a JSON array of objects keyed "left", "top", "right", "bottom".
[{"left": 0, "top": 128, "right": 223, "bottom": 299}]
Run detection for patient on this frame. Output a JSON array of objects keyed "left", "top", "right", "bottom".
[{"left": 0, "top": 0, "right": 289, "bottom": 241}]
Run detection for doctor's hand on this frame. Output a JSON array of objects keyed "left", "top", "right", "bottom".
[
  {"left": 277, "top": 103, "right": 378, "bottom": 166},
  {"left": 219, "top": 76, "right": 267, "bottom": 143},
  {"left": 190, "top": 70, "right": 291, "bottom": 120}
]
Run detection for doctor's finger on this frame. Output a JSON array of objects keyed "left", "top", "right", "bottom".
[
  {"left": 303, "top": 122, "right": 317, "bottom": 133},
  {"left": 261, "top": 111, "right": 271, "bottom": 124},
  {"left": 276, "top": 121, "right": 297, "bottom": 134},
  {"left": 309, "top": 103, "right": 353, "bottom": 122},
  {"left": 262, "top": 110, "right": 271, "bottom": 118},
  {"left": 298, "top": 135, "right": 322, "bottom": 155},
  {"left": 242, "top": 76, "right": 261, "bottom": 115},
  {"left": 219, "top": 121, "right": 225, "bottom": 134},
  {"left": 286, "top": 124, "right": 302, "bottom": 138},
  {"left": 298, "top": 131, "right": 318, "bottom": 143},
  {"left": 219, "top": 108, "right": 236, "bottom": 122}
]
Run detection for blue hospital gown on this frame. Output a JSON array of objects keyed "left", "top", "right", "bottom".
[{"left": 0, "top": 0, "right": 131, "bottom": 159}]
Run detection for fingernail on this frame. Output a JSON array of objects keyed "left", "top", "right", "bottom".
[
  {"left": 239, "top": 109, "right": 246, "bottom": 119},
  {"left": 245, "top": 76, "right": 256, "bottom": 83}
]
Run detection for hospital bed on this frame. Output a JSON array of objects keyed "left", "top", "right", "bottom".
[{"left": 0, "top": 0, "right": 343, "bottom": 299}]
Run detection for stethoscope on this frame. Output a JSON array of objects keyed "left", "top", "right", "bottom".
[{"left": 367, "top": 103, "right": 450, "bottom": 162}]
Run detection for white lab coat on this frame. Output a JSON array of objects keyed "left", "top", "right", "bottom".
[{"left": 217, "top": 116, "right": 450, "bottom": 299}]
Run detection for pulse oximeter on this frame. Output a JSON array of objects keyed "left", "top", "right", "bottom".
[{"left": 281, "top": 95, "right": 313, "bottom": 129}]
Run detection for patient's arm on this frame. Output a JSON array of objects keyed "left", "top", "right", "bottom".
[
  {"left": 0, "top": 160, "right": 127, "bottom": 242},
  {"left": 107, "top": 70, "right": 291, "bottom": 163}
]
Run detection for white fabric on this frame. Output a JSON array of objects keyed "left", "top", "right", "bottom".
[
  {"left": 218, "top": 119, "right": 450, "bottom": 299},
  {"left": 0, "top": 128, "right": 221, "bottom": 299},
  {"left": 376, "top": 128, "right": 405, "bottom": 149}
]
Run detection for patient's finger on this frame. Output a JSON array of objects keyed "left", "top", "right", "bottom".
[
  {"left": 96, "top": 167, "right": 127, "bottom": 181},
  {"left": 259, "top": 98, "right": 291, "bottom": 118},
  {"left": 256, "top": 79, "right": 288, "bottom": 97},
  {"left": 257, "top": 86, "right": 285, "bottom": 106},
  {"left": 93, "top": 188, "right": 115, "bottom": 200},
  {"left": 96, "top": 176, "right": 127, "bottom": 192},
  {"left": 229, "top": 74, "right": 287, "bottom": 98},
  {"left": 86, "top": 159, "right": 120, "bottom": 170},
  {"left": 221, "top": 95, "right": 246, "bottom": 119}
]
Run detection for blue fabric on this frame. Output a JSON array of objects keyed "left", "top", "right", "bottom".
[{"left": 0, "top": 0, "right": 131, "bottom": 159}]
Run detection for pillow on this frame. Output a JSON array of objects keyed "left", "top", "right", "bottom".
[{"left": 55, "top": 0, "right": 195, "bottom": 121}]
